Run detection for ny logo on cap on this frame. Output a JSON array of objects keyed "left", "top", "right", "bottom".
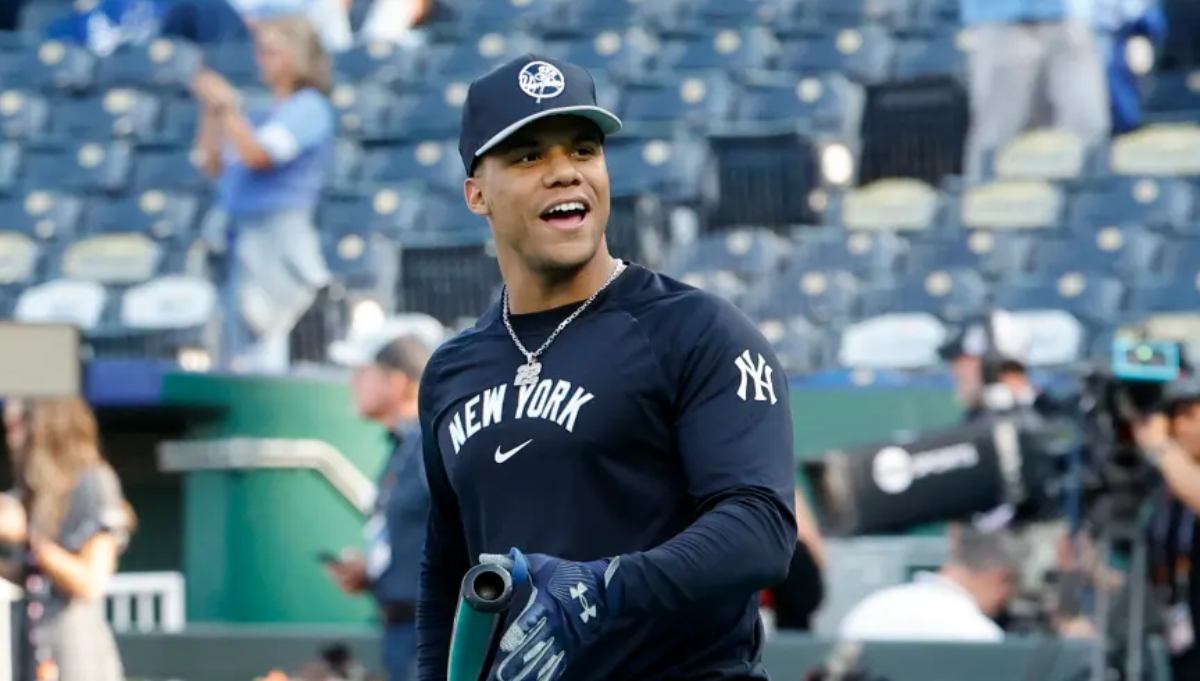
[{"left": 518, "top": 61, "right": 565, "bottom": 103}]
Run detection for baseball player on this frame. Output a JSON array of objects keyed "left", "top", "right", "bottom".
[{"left": 417, "top": 54, "right": 798, "bottom": 680}]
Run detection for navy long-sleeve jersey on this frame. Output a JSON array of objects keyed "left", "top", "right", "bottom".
[{"left": 416, "top": 263, "right": 798, "bottom": 680}]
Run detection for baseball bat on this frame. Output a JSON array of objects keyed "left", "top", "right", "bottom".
[{"left": 447, "top": 562, "right": 516, "bottom": 681}]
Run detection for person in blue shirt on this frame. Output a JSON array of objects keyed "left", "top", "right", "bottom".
[
  {"left": 327, "top": 319, "right": 441, "bottom": 681},
  {"left": 416, "top": 55, "right": 798, "bottom": 680},
  {"left": 960, "top": 0, "right": 1110, "bottom": 179},
  {"left": 190, "top": 13, "right": 334, "bottom": 373}
]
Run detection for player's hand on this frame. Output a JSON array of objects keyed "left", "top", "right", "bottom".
[
  {"left": 480, "top": 548, "right": 622, "bottom": 681},
  {"left": 326, "top": 551, "right": 368, "bottom": 594}
]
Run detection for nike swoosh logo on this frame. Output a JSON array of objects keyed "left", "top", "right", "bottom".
[{"left": 494, "top": 439, "right": 533, "bottom": 464}]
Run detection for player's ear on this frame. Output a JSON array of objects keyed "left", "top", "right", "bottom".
[{"left": 464, "top": 173, "right": 490, "bottom": 217}]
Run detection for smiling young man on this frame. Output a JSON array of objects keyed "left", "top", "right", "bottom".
[{"left": 415, "top": 55, "right": 798, "bottom": 681}]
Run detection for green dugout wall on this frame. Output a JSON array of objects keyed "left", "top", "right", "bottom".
[{"left": 156, "top": 374, "right": 961, "bottom": 625}]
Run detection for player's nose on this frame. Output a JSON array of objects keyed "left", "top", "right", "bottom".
[{"left": 540, "top": 147, "right": 583, "bottom": 189}]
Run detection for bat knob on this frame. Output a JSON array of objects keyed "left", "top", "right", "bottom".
[{"left": 463, "top": 563, "right": 514, "bottom": 614}]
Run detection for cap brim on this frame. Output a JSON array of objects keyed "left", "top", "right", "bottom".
[{"left": 474, "top": 106, "right": 623, "bottom": 160}]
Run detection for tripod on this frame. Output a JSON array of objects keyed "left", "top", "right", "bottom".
[{"left": 1088, "top": 490, "right": 1155, "bottom": 681}]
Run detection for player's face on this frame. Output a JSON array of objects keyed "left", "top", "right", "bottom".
[
  {"left": 350, "top": 365, "right": 393, "bottom": 422},
  {"left": 465, "top": 116, "right": 611, "bottom": 279},
  {"left": 1171, "top": 403, "right": 1200, "bottom": 460}
]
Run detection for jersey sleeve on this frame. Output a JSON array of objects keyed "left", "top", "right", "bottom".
[
  {"left": 415, "top": 360, "right": 471, "bottom": 680},
  {"left": 255, "top": 89, "right": 334, "bottom": 165},
  {"left": 615, "top": 295, "right": 797, "bottom": 615}
]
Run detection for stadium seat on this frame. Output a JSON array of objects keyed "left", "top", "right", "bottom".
[
  {"left": 459, "top": 0, "right": 552, "bottom": 33},
  {"left": 664, "top": 227, "right": 790, "bottom": 283},
  {"left": 322, "top": 226, "right": 397, "bottom": 296},
  {"left": 789, "top": 228, "right": 908, "bottom": 282},
  {"left": 23, "top": 141, "right": 132, "bottom": 194},
  {"left": 1142, "top": 70, "right": 1200, "bottom": 123},
  {"left": 733, "top": 71, "right": 864, "bottom": 138},
  {"left": 619, "top": 74, "right": 735, "bottom": 132},
  {"left": 360, "top": 139, "right": 463, "bottom": 194},
  {"left": 1028, "top": 227, "right": 1164, "bottom": 282},
  {"left": 14, "top": 278, "right": 107, "bottom": 331},
  {"left": 990, "top": 128, "right": 1088, "bottom": 183},
  {"left": 152, "top": 96, "right": 199, "bottom": 147},
  {"left": 838, "top": 313, "right": 948, "bottom": 370},
  {"left": 333, "top": 41, "right": 417, "bottom": 88},
  {"left": 50, "top": 89, "right": 161, "bottom": 143},
  {"left": 777, "top": 26, "right": 896, "bottom": 84},
  {"left": 542, "top": 32, "right": 648, "bottom": 80},
  {"left": 0, "top": 40, "right": 94, "bottom": 92},
  {"left": 0, "top": 230, "right": 40, "bottom": 288},
  {"left": 904, "top": 0, "right": 961, "bottom": 32},
  {"left": 330, "top": 83, "right": 406, "bottom": 142},
  {"left": 0, "top": 190, "right": 83, "bottom": 241},
  {"left": 325, "top": 139, "right": 364, "bottom": 195},
  {"left": 317, "top": 191, "right": 423, "bottom": 243},
  {"left": 757, "top": 315, "right": 827, "bottom": 374},
  {"left": 424, "top": 33, "right": 536, "bottom": 80},
  {"left": 1159, "top": 237, "right": 1200, "bottom": 281},
  {"left": 603, "top": 135, "right": 716, "bottom": 204},
  {"left": 415, "top": 193, "right": 491, "bottom": 237},
  {"left": 390, "top": 83, "right": 470, "bottom": 140},
  {"left": 993, "top": 273, "right": 1125, "bottom": 327},
  {"left": 0, "top": 90, "right": 50, "bottom": 140},
  {"left": 905, "top": 231, "right": 1032, "bottom": 279},
  {"left": 94, "top": 39, "right": 202, "bottom": 92},
  {"left": 529, "top": 0, "right": 644, "bottom": 37},
  {"left": 0, "top": 141, "right": 19, "bottom": 195},
  {"left": 860, "top": 268, "right": 989, "bottom": 322},
  {"left": 199, "top": 42, "right": 259, "bottom": 88},
  {"left": 133, "top": 147, "right": 208, "bottom": 192},
  {"left": 892, "top": 31, "right": 969, "bottom": 83},
  {"left": 649, "top": 0, "right": 773, "bottom": 32},
  {"left": 1127, "top": 271, "right": 1200, "bottom": 317},
  {"left": 826, "top": 178, "right": 942, "bottom": 234},
  {"left": 743, "top": 266, "right": 862, "bottom": 326},
  {"left": 1107, "top": 123, "right": 1200, "bottom": 178},
  {"left": 1068, "top": 177, "right": 1194, "bottom": 233},
  {"left": 121, "top": 275, "right": 217, "bottom": 333},
  {"left": 857, "top": 76, "right": 969, "bottom": 187},
  {"left": 59, "top": 233, "right": 162, "bottom": 285},
  {"left": 85, "top": 190, "right": 201, "bottom": 242},
  {"left": 776, "top": 0, "right": 909, "bottom": 33},
  {"left": 653, "top": 29, "right": 775, "bottom": 75},
  {"left": 397, "top": 238, "right": 502, "bottom": 327},
  {"left": 706, "top": 130, "right": 819, "bottom": 227},
  {"left": 608, "top": 194, "right": 667, "bottom": 265},
  {"left": 956, "top": 180, "right": 1065, "bottom": 232}
]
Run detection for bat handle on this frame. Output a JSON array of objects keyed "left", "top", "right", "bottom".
[{"left": 447, "top": 563, "right": 515, "bottom": 681}]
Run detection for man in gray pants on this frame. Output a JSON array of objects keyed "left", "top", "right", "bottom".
[{"left": 961, "top": 0, "right": 1110, "bottom": 180}]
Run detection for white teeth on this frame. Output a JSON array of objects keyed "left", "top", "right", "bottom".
[{"left": 546, "top": 201, "right": 586, "bottom": 216}]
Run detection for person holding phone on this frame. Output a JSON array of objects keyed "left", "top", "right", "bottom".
[{"left": 324, "top": 319, "right": 441, "bottom": 681}]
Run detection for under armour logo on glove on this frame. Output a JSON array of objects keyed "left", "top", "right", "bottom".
[{"left": 479, "top": 549, "right": 621, "bottom": 681}]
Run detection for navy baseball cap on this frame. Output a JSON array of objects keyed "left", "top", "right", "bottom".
[{"left": 458, "top": 54, "right": 622, "bottom": 174}]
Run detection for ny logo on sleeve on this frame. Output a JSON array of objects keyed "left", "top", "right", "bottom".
[{"left": 735, "top": 350, "right": 777, "bottom": 405}]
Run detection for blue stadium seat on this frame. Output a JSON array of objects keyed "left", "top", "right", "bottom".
[
  {"left": 0, "top": 90, "right": 50, "bottom": 141},
  {"left": 198, "top": 42, "right": 259, "bottom": 88},
  {"left": 85, "top": 190, "right": 201, "bottom": 242},
  {"left": 653, "top": 29, "right": 774, "bottom": 75},
  {"left": 904, "top": 0, "right": 961, "bottom": 32},
  {"left": 0, "top": 190, "right": 83, "bottom": 241},
  {"left": 94, "top": 38, "right": 201, "bottom": 92},
  {"left": 664, "top": 227, "right": 790, "bottom": 283},
  {"left": 905, "top": 231, "right": 1032, "bottom": 279},
  {"left": 151, "top": 96, "right": 198, "bottom": 147},
  {"left": 1028, "top": 227, "right": 1165, "bottom": 282},
  {"left": 757, "top": 315, "right": 829, "bottom": 374},
  {"left": 619, "top": 74, "right": 735, "bottom": 132},
  {"left": 530, "top": 0, "right": 644, "bottom": 37},
  {"left": 333, "top": 41, "right": 417, "bottom": 88},
  {"left": 743, "top": 265, "right": 863, "bottom": 325},
  {"left": 608, "top": 194, "right": 666, "bottom": 265},
  {"left": 133, "top": 147, "right": 208, "bottom": 192},
  {"left": 0, "top": 142, "right": 19, "bottom": 195},
  {"left": 777, "top": 26, "right": 896, "bottom": 83},
  {"left": 397, "top": 237, "right": 502, "bottom": 326},
  {"left": 1069, "top": 177, "right": 1194, "bottom": 233},
  {"left": 1127, "top": 272, "right": 1200, "bottom": 317},
  {"left": 0, "top": 40, "right": 94, "bottom": 92},
  {"left": 1141, "top": 70, "right": 1200, "bottom": 122},
  {"left": 650, "top": 0, "right": 771, "bottom": 32},
  {"left": 23, "top": 142, "right": 132, "bottom": 194},
  {"left": 13, "top": 278, "right": 107, "bottom": 332},
  {"left": 318, "top": 188, "right": 434, "bottom": 242},
  {"left": 49, "top": 89, "right": 161, "bottom": 143},
  {"left": 826, "top": 178, "right": 943, "bottom": 234},
  {"left": 776, "top": 0, "right": 909, "bottom": 32},
  {"left": 993, "top": 274, "right": 1125, "bottom": 327},
  {"left": 953, "top": 180, "right": 1067, "bottom": 232},
  {"left": 390, "top": 84, "right": 470, "bottom": 140},
  {"left": 325, "top": 139, "right": 364, "bottom": 195},
  {"left": 893, "top": 31, "right": 968, "bottom": 82},
  {"left": 706, "top": 130, "right": 819, "bottom": 227},
  {"left": 542, "top": 33, "right": 646, "bottom": 79},
  {"left": 330, "top": 84, "right": 406, "bottom": 142},
  {"left": 425, "top": 33, "right": 536, "bottom": 80},
  {"left": 734, "top": 71, "right": 864, "bottom": 136},
  {"left": 360, "top": 140, "right": 463, "bottom": 195},
  {"left": 321, "top": 223, "right": 398, "bottom": 294},
  {"left": 790, "top": 228, "right": 908, "bottom": 282},
  {"left": 1159, "top": 237, "right": 1200, "bottom": 281},
  {"left": 602, "top": 135, "right": 715, "bottom": 204},
  {"left": 860, "top": 268, "right": 988, "bottom": 322},
  {"left": 459, "top": 0, "right": 553, "bottom": 33}
]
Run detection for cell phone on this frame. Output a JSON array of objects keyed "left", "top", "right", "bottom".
[{"left": 316, "top": 550, "right": 341, "bottom": 566}]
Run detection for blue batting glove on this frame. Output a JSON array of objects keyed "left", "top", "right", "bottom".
[{"left": 478, "top": 548, "right": 621, "bottom": 681}]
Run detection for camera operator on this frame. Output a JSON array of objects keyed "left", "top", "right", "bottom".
[
  {"left": 939, "top": 312, "right": 1045, "bottom": 422},
  {"left": 1133, "top": 377, "right": 1200, "bottom": 677}
]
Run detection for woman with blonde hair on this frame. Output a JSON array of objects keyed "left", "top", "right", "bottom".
[
  {"left": 191, "top": 13, "right": 335, "bottom": 373},
  {"left": 1, "top": 397, "right": 133, "bottom": 681}
]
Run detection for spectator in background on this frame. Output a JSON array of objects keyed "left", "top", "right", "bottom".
[
  {"left": 163, "top": 0, "right": 351, "bottom": 53},
  {"left": 324, "top": 319, "right": 441, "bottom": 681},
  {"left": 839, "top": 525, "right": 1024, "bottom": 642},
  {"left": 191, "top": 14, "right": 334, "bottom": 374},
  {"left": 1095, "top": 0, "right": 1168, "bottom": 134},
  {"left": 0, "top": 398, "right": 134, "bottom": 681},
  {"left": 961, "top": 0, "right": 1110, "bottom": 179}
]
